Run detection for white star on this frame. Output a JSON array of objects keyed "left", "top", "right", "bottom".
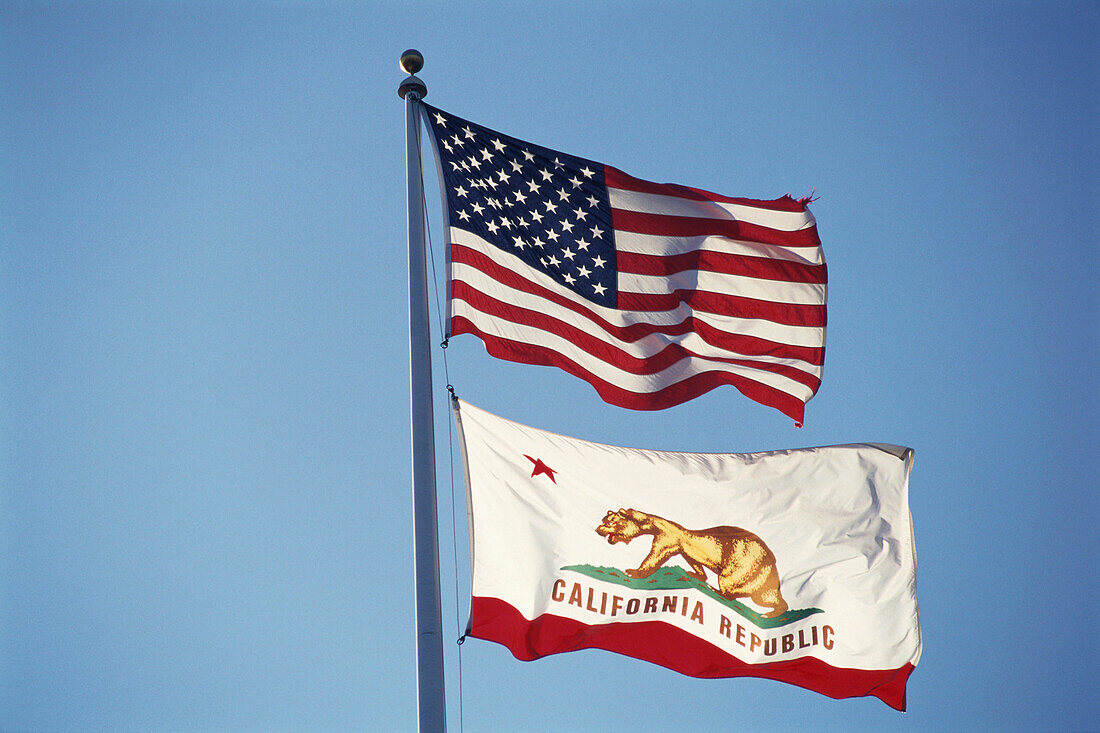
[
  {"left": 590, "top": 225, "right": 604, "bottom": 238},
  {"left": 592, "top": 254, "right": 606, "bottom": 268},
  {"left": 442, "top": 139, "right": 453, "bottom": 153},
  {"left": 593, "top": 283, "right": 607, "bottom": 295},
  {"left": 580, "top": 166, "right": 594, "bottom": 178},
  {"left": 544, "top": 200, "right": 558, "bottom": 214},
  {"left": 553, "top": 158, "right": 564, "bottom": 169},
  {"left": 560, "top": 220, "right": 574, "bottom": 233},
  {"left": 517, "top": 216, "right": 528, "bottom": 228},
  {"left": 468, "top": 156, "right": 482, "bottom": 170},
  {"left": 462, "top": 126, "right": 475, "bottom": 139},
  {"left": 487, "top": 197, "right": 501, "bottom": 209},
  {"left": 485, "top": 176, "right": 498, "bottom": 189},
  {"left": 480, "top": 148, "right": 493, "bottom": 161},
  {"left": 497, "top": 169, "right": 510, "bottom": 183},
  {"left": 451, "top": 134, "right": 464, "bottom": 147},
  {"left": 531, "top": 236, "right": 544, "bottom": 248},
  {"left": 491, "top": 138, "right": 506, "bottom": 152},
  {"left": 540, "top": 169, "right": 554, "bottom": 182},
  {"left": 433, "top": 112, "right": 447, "bottom": 125},
  {"left": 577, "top": 265, "right": 591, "bottom": 278},
  {"left": 458, "top": 209, "right": 471, "bottom": 222},
  {"left": 449, "top": 161, "right": 461, "bottom": 172},
  {"left": 455, "top": 185, "right": 468, "bottom": 198},
  {"left": 530, "top": 209, "right": 543, "bottom": 223},
  {"left": 500, "top": 216, "right": 512, "bottom": 229},
  {"left": 573, "top": 208, "right": 588, "bottom": 221},
  {"left": 471, "top": 202, "right": 485, "bottom": 215},
  {"left": 487, "top": 221, "right": 499, "bottom": 234},
  {"left": 514, "top": 190, "right": 527, "bottom": 204},
  {"left": 522, "top": 149, "right": 535, "bottom": 162},
  {"left": 562, "top": 247, "right": 576, "bottom": 260},
  {"left": 586, "top": 194, "right": 599, "bottom": 207},
  {"left": 527, "top": 180, "right": 541, "bottom": 193},
  {"left": 509, "top": 160, "right": 523, "bottom": 173},
  {"left": 576, "top": 237, "right": 590, "bottom": 251},
  {"left": 547, "top": 230, "right": 560, "bottom": 242},
  {"left": 512, "top": 235, "right": 525, "bottom": 249},
  {"left": 569, "top": 176, "right": 582, "bottom": 189},
  {"left": 562, "top": 272, "right": 576, "bottom": 284},
  {"left": 460, "top": 160, "right": 470, "bottom": 172},
  {"left": 557, "top": 188, "right": 570, "bottom": 202},
  {"left": 547, "top": 254, "right": 561, "bottom": 267}
]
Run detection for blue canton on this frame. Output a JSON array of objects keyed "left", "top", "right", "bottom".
[{"left": 424, "top": 104, "right": 617, "bottom": 308}]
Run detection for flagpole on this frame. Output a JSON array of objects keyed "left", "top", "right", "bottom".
[{"left": 399, "top": 49, "right": 447, "bottom": 732}]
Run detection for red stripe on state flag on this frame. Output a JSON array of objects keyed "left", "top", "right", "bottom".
[
  {"left": 470, "top": 595, "right": 912, "bottom": 711},
  {"left": 450, "top": 315, "right": 810, "bottom": 424}
]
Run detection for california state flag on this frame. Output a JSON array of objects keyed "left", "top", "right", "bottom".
[{"left": 454, "top": 400, "right": 921, "bottom": 710}]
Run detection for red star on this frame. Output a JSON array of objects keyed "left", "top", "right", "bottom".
[{"left": 524, "top": 455, "right": 557, "bottom": 483}]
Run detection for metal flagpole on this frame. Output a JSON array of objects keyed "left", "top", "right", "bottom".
[{"left": 398, "top": 49, "right": 447, "bottom": 732}]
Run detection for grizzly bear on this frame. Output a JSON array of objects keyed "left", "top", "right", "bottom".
[{"left": 596, "top": 508, "right": 788, "bottom": 617}]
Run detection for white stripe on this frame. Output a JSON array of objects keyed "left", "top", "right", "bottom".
[
  {"left": 609, "top": 188, "right": 816, "bottom": 232},
  {"left": 452, "top": 301, "right": 816, "bottom": 402},
  {"left": 450, "top": 228, "right": 825, "bottom": 348},
  {"left": 453, "top": 262, "right": 823, "bottom": 375},
  {"left": 620, "top": 270, "right": 826, "bottom": 306},
  {"left": 615, "top": 231, "right": 825, "bottom": 267}
]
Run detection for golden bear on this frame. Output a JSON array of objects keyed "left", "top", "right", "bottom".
[{"left": 596, "top": 508, "right": 788, "bottom": 617}]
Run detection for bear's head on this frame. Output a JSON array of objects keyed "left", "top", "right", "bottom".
[{"left": 595, "top": 508, "right": 646, "bottom": 545}]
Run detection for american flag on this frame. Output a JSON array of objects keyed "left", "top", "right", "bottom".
[{"left": 422, "top": 103, "right": 826, "bottom": 425}]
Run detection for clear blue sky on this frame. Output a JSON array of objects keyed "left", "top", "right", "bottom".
[{"left": 2, "top": 2, "right": 1096, "bottom": 731}]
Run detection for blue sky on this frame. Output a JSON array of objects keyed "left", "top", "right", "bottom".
[{"left": 2, "top": 2, "right": 1096, "bottom": 731}]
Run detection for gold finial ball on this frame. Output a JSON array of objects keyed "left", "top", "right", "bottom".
[{"left": 400, "top": 49, "right": 424, "bottom": 75}]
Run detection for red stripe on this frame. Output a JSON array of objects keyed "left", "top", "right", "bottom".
[
  {"left": 451, "top": 316, "right": 808, "bottom": 424},
  {"left": 605, "top": 165, "right": 810, "bottom": 213},
  {"left": 618, "top": 289, "right": 826, "bottom": 328},
  {"left": 454, "top": 276, "right": 823, "bottom": 365},
  {"left": 618, "top": 249, "right": 827, "bottom": 284},
  {"left": 454, "top": 277, "right": 824, "bottom": 364},
  {"left": 453, "top": 285, "right": 822, "bottom": 391},
  {"left": 612, "top": 209, "right": 821, "bottom": 247},
  {"left": 454, "top": 243, "right": 826, "bottom": 328},
  {"left": 471, "top": 596, "right": 911, "bottom": 711}
]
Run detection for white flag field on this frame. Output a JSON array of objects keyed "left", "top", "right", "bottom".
[{"left": 454, "top": 400, "right": 921, "bottom": 710}]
